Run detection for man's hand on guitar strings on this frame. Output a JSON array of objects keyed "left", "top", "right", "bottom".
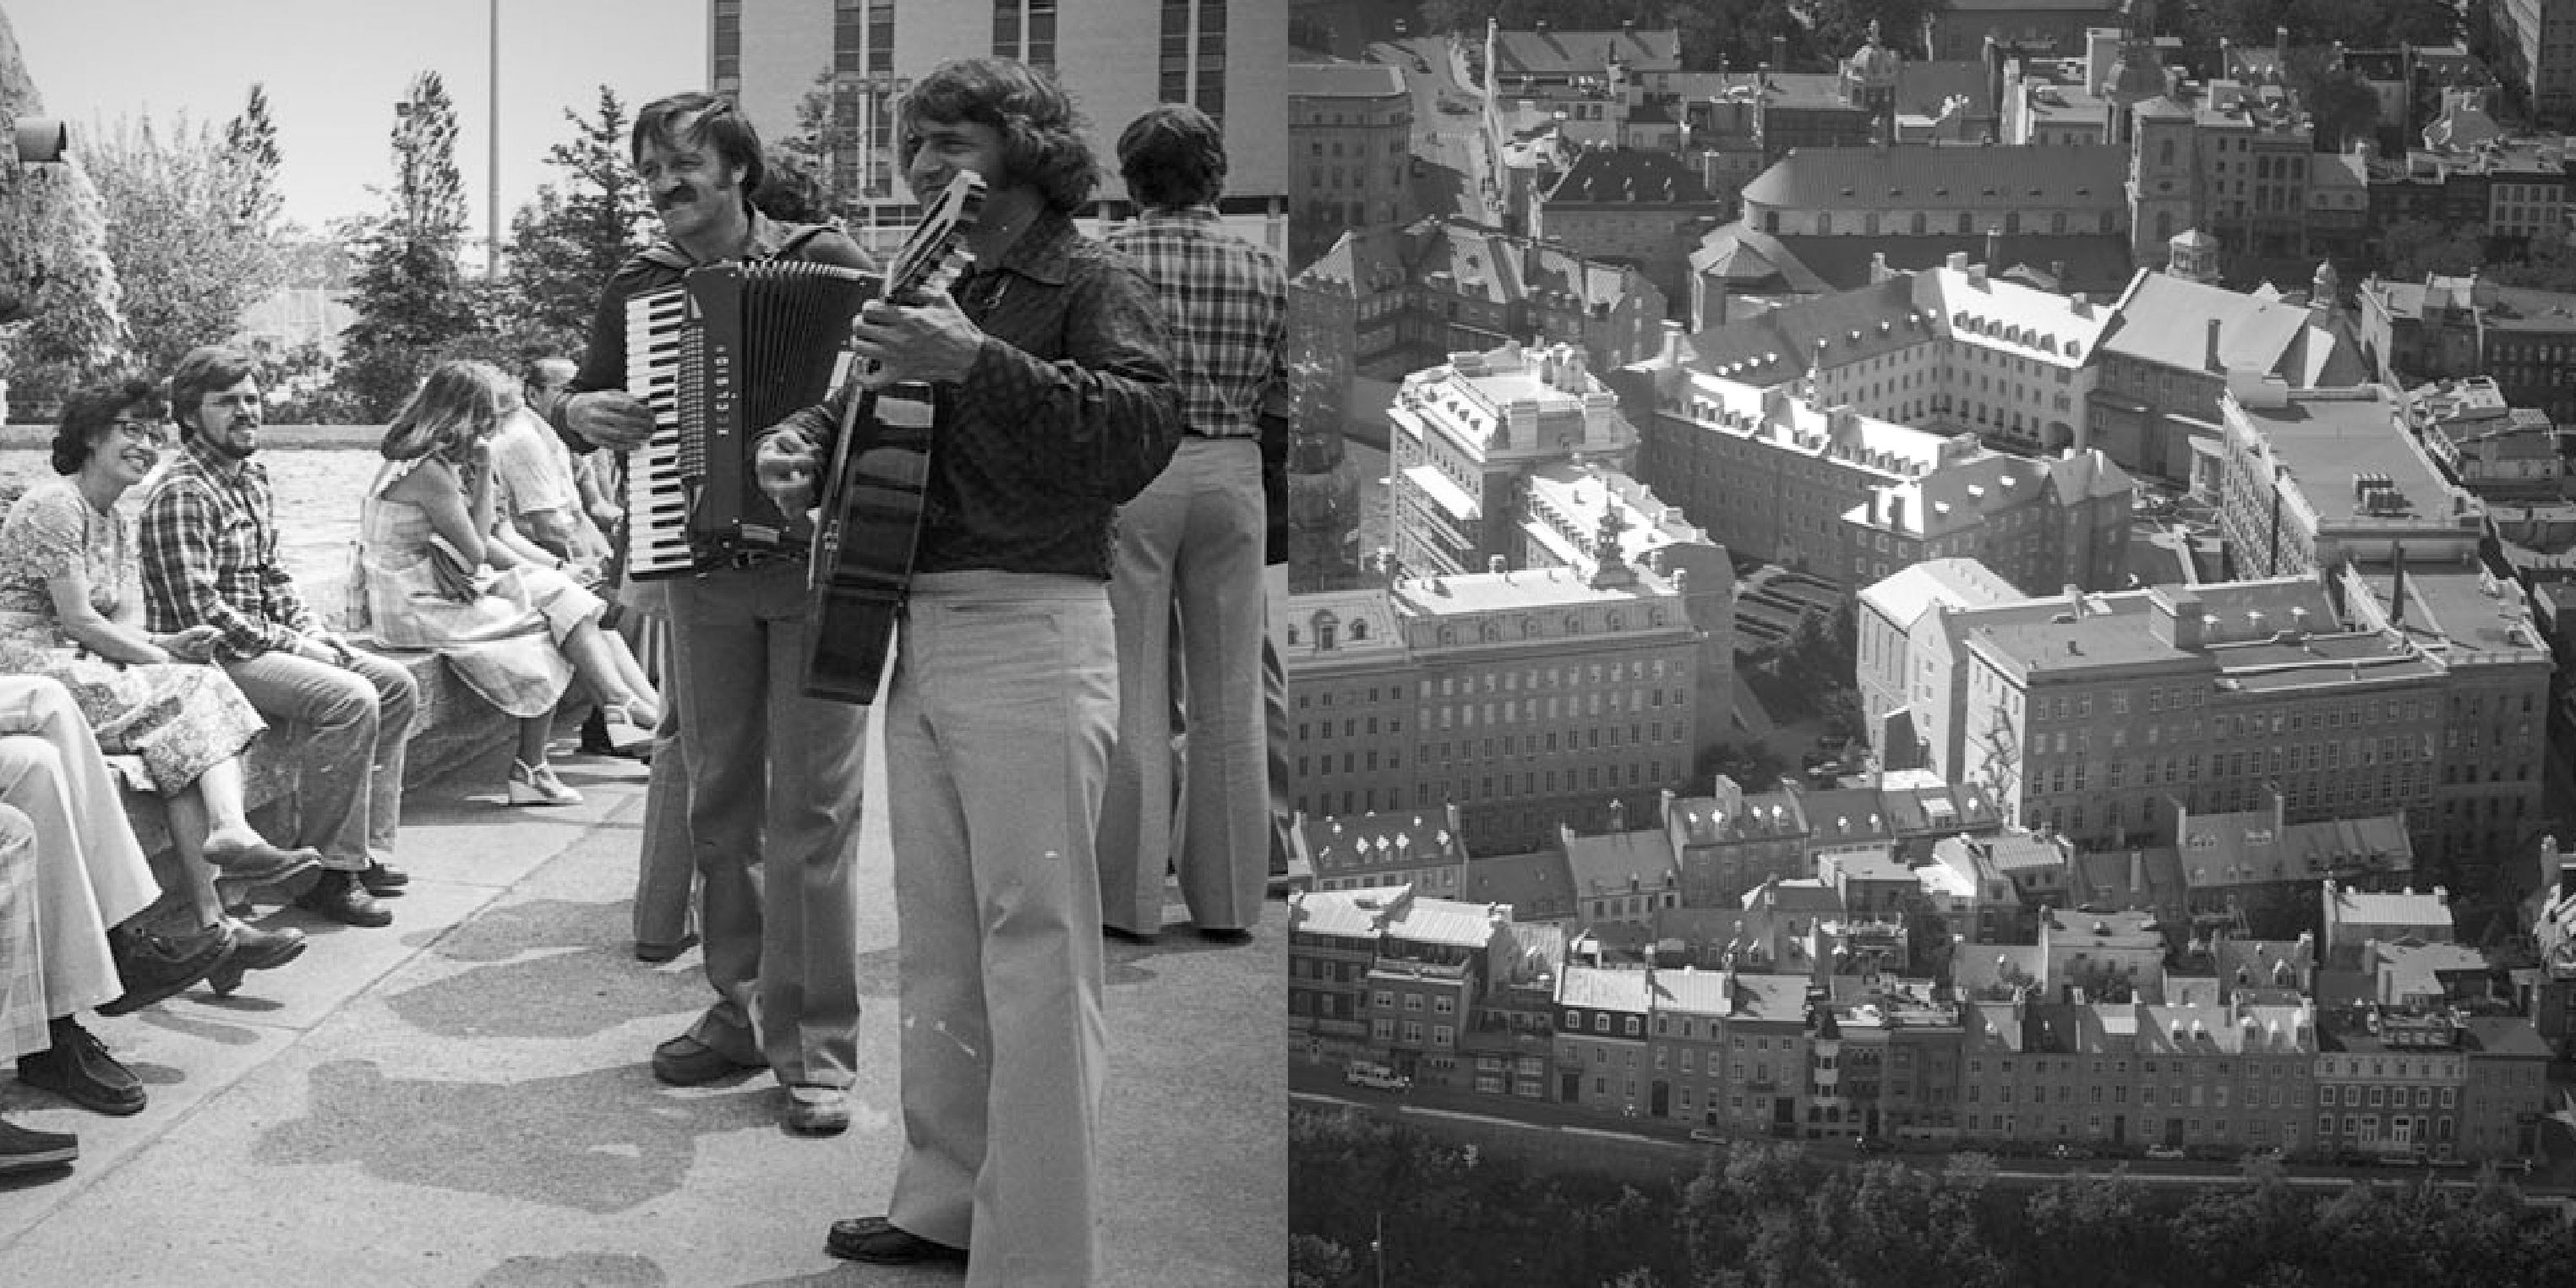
[
  {"left": 755, "top": 428, "right": 822, "bottom": 515},
  {"left": 849, "top": 289, "right": 983, "bottom": 388}
]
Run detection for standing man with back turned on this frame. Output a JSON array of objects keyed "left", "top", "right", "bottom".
[
  {"left": 545, "top": 93, "right": 875, "bottom": 1137},
  {"left": 755, "top": 57, "right": 1179, "bottom": 1285},
  {"left": 1095, "top": 103, "right": 1288, "bottom": 944}
]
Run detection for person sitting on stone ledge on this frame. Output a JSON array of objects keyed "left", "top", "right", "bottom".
[
  {"left": 139, "top": 346, "right": 417, "bottom": 930},
  {"left": 0, "top": 380, "right": 325, "bottom": 995},
  {"left": 0, "top": 673, "right": 232, "bottom": 1119},
  {"left": 357, "top": 359, "right": 660, "bottom": 808},
  {"left": 0, "top": 802, "right": 83, "bottom": 1179}
]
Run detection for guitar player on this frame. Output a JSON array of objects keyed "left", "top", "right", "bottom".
[
  {"left": 546, "top": 92, "right": 879, "bottom": 1139},
  {"left": 752, "top": 57, "right": 1180, "bottom": 1283}
]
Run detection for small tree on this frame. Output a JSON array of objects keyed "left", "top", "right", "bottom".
[
  {"left": 82, "top": 96, "right": 290, "bottom": 376},
  {"left": 491, "top": 86, "right": 653, "bottom": 363},
  {"left": 0, "top": 156, "right": 130, "bottom": 411},
  {"left": 336, "top": 70, "right": 480, "bottom": 418}
]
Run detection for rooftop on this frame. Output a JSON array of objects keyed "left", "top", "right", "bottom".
[
  {"left": 1489, "top": 26, "right": 1684, "bottom": 79},
  {"left": 2227, "top": 386, "right": 2465, "bottom": 530},
  {"left": 1546, "top": 147, "right": 1717, "bottom": 206},
  {"left": 2100, "top": 270, "right": 2351, "bottom": 382},
  {"left": 1859, "top": 557, "right": 2028, "bottom": 630},
  {"left": 1738, "top": 144, "right": 2130, "bottom": 213},
  {"left": 1287, "top": 59, "right": 1408, "bottom": 98}
]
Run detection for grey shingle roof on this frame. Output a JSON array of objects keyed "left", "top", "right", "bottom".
[{"left": 1738, "top": 144, "right": 2129, "bottom": 211}]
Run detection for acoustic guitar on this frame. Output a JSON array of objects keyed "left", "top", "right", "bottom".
[{"left": 800, "top": 170, "right": 985, "bottom": 704}]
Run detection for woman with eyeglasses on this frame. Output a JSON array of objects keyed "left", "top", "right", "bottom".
[{"left": 0, "top": 379, "right": 326, "bottom": 998}]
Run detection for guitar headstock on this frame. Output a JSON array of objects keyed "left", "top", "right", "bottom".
[{"left": 886, "top": 171, "right": 985, "bottom": 305}]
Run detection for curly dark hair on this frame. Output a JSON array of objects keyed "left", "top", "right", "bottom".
[
  {"left": 898, "top": 58, "right": 1099, "bottom": 214},
  {"left": 1117, "top": 103, "right": 1227, "bottom": 210},
  {"left": 53, "top": 379, "right": 168, "bottom": 475}
]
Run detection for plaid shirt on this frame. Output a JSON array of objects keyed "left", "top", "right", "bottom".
[
  {"left": 1104, "top": 206, "right": 1287, "bottom": 440},
  {"left": 139, "top": 436, "right": 317, "bottom": 661}
]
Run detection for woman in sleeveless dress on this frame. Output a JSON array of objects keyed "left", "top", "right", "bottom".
[
  {"left": 357, "top": 360, "right": 658, "bottom": 805},
  {"left": 0, "top": 381, "right": 325, "bottom": 996}
]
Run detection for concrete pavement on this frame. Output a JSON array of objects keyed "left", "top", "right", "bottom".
[{"left": 0, "top": 712, "right": 1285, "bottom": 1286}]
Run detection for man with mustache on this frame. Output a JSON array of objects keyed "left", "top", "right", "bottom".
[
  {"left": 755, "top": 57, "right": 1180, "bottom": 1285},
  {"left": 138, "top": 346, "right": 418, "bottom": 929},
  {"left": 545, "top": 93, "right": 876, "bottom": 1138}
]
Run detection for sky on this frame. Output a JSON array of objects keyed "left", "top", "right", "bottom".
[{"left": 12, "top": 0, "right": 703, "bottom": 243}]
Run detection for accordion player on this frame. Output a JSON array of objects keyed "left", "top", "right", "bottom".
[{"left": 620, "top": 259, "right": 880, "bottom": 579}]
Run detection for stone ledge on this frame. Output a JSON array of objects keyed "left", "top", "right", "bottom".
[{"left": 114, "top": 642, "right": 519, "bottom": 858}]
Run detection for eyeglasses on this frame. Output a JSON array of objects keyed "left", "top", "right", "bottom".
[{"left": 109, "top": 418, "right": 172, "bottom": 448}]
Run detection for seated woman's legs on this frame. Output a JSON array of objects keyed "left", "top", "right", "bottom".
[{"left": 562, "top": 616, "right": 659, "bottom": 729}]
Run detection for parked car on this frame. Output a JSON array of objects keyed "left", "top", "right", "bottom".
[
  {"left": 1343, "top": 1060, "right": 1411, "bottom": 1092},
  {"left": 1855, "top": 1135, "right": 1895, "bottom": 1154},
  {"left": 1688, "top": 1127, "right": 1727, "bottom": 1144},
  {"left": 2144, "top": 1144, "right": 2186, "bottom": 1160},
  {"left": 2049, "top": 1143, "right": 2096, "bottom": 1161}
]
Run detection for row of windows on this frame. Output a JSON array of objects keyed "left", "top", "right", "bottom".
[{"left": 1769, "top": 210, "right": 2122, "bottom": 237}]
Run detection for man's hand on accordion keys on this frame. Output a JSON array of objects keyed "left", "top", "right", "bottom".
[
  {"left": 847, "top": 288, "right": 982, "bottom": 389},
  {"left": 755, "top": 427, "right": 824, "bottom": 519},
  {"left": 564, "top": 389, "right": 660, "bottom": 450}
]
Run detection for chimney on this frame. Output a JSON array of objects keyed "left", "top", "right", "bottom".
[
  {"left": 1771, "top": 35, "right": 1789, "bottom": 74},
  {"left": 1660, "top": 317, "right": 1686, "bottom": 366},
  {"left": 2129, "top": 849, "right": 2143, "bottom": 894},
  {"left": 2204, "top": 318, "right": 2224, "bottom": 373},
  {"left": 1984, "top": 226, "right": 2002, "bottom": 268}
]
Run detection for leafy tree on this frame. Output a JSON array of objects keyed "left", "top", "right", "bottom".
[
  {"left": 778, "top": 68, "right": 862, "bottom": 220},
  {"left": 336, "top": 70, "right": 480, "bottom": 418},
  {"left": 0, "top": 156, "right": 129, "bottom": 410},
  {"left": 80, "top": 98, "right": 290, "bottom": 376},
  {"left": 2017, "top": 1171, "right": 2168, "bottom": 1287},
  {"left": 222, "top": 82, "right": 283, "bottom": 229},
  {"left": 2281, "top": 48, "right": 2381, "bottom": 152},
  {"left": 1693, "top": 740, "right": 1787, "bottom": 789},
  {"left": 1806, "top": 0, "right": 1944, "bottom": 61},
  {"left": 492, "top": 86, "right": 652, "bottom": 363},
  {"left": 2379, "top": 216, "right": 2487, "bottom": 280},
  {"left": 1288, "top": 1233, "right": 1356, "bottom": 1288}
]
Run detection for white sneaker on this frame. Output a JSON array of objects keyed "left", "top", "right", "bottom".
[{"left": 508, "top": 760, "right": 582, "bottom": 806}]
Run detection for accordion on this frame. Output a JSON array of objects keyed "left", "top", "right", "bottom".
[{"left": 622, "top": 260, "right": 877, "bottom": 579}]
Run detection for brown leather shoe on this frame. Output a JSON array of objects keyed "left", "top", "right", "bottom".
[
  {"left": 825, "top": 1216, "right": 967, "bottom": 1265},
  {"left": 205, "top": 920, "right": 308, "bottom": 996},
  {"left": 294, "top": 870, "right": 393, "bottom": 928},
  {"left": 649, "top": 1034, "right": 762, "bottom": 1086},
  {"left": 357, "top": 861, "right": 410, "bottom": 894},
  {"left": 96, "top": 921, "right": 232, "bottom": 1016}
]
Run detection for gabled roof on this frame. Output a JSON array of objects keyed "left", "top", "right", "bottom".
[
  {"left": 1300, "top": 810, "right": 1466, "bottom": 877},
  {"left": 2100, "top": 269, "right": 2351, "bottom": 383},
  {"left": 1941, "top": 0, "right": 2127, "bottom": 11},
  {"left": 1738, "top": 144, "right": 2129, "bottom": 212},
  {"left": 1546, "top": 147, "right": 1716, "bottom": 206},
  {"left": 1563, "top": 828, "right": 1679, "bottom": 896},
  {"left": 1687, "top": 225, "right": 1834, "bottom": 293},
  {"left": 1287, "top": 60, "right": 1408, "bottom": 99},
  {"left": 1490, "top": 27, "right": 1684, "bottom": 79},
  {"left": 1764, "top": 232, "right": 2137, "bottom": 297},
  {"left": 1682, "top": 273, "right": 1926, "bottom": 378},
  {"left": 1559, "top": 963, "right": 1653, "bottom": 1013}
]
